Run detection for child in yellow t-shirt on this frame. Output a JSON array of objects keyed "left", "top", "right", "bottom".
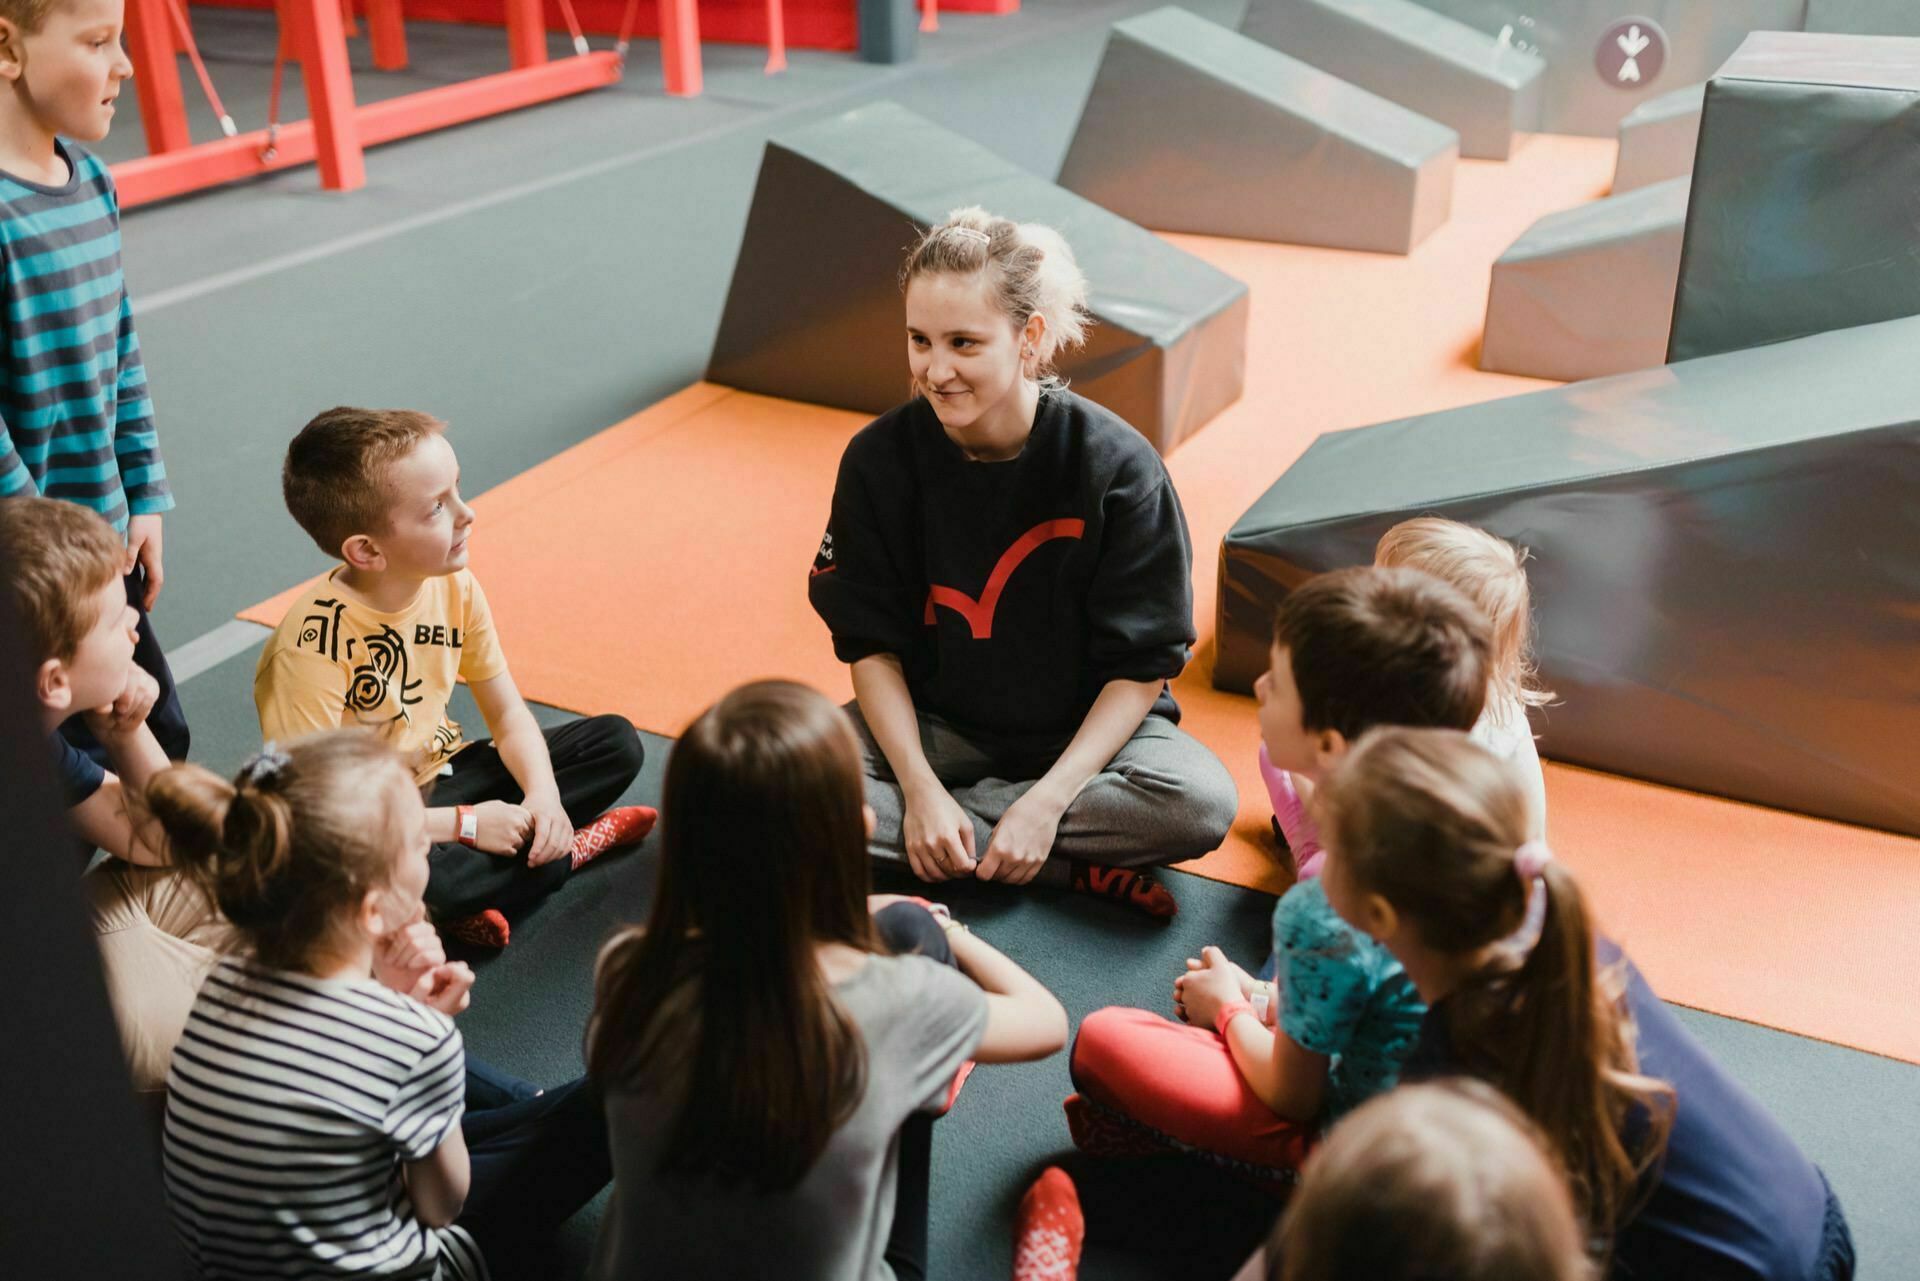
[{"left": 255, "top": 408, "right": 653, "bottom": 946}]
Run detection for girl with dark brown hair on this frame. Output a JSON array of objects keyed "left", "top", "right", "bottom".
[
  {"left": 586, "top": 679, "right": 1068, "bottom": 1281},
  {"left": 1319, "top": 727, "right": 1853, "bottom": 1281}
]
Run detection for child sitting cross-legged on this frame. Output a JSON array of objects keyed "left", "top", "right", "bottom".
[
  {"left": 1064, "top": 567, "right": 1491, "bottom": 1184},
  {"left": 1321, "top": 727, "right": 1853, "bottom": 1280},
  {"left": 155, "top": 732, "right": 613, "bottom": 1279},
  {"left": 256, "top": 407, "right": 652, "bottom": 947},
  {"left": 0, "top": 496, "right": 227, "bottom": 1095}
]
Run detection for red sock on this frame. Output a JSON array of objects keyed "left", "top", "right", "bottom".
[
  {"left": 1013, "top": 1167, "right": 1085, "bottom": 1281},
  {"left": 1068, "top": 861, "right": 1178, "bottom": 920},
  {"left": 443, "top": 909, "right": 510, "bottom": 949},
  {"left": 1063, "top": 1093, "right": 1174, "bottom": 1160},
  {"left": 571, "top": 805, "right": 658, "bottom": 870}
]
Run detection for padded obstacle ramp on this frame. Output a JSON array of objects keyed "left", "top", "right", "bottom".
[
  {"left": 1216, "top": 311, "right": 1920, "bottom": 838},
  {"left": 1669, "top": 32, "right": 1920, "bottom": 363},
  {"left": 1239, "top": 0, "right": 1544, "bottom": 160},
  {"left": 706, "top": 102, "right": 1248, "bottom": 455},
  {"left": 1057, "top": 7, "right": 1458, "bottom": 253},
  {"left": 1480, "top": 176, "right": 1687, "bottom": 381},
  {"left": 1411, "top": 0, "right": 1806, "bottom": 136},
  {"left": 1805, "top": 0, "right": 1920, "bottom": 37},
  {"left": 1612, "top": 82, "right": 1703, "bottom": 193}
]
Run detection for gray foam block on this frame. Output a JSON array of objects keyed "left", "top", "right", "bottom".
[
  {"left": 1239, "top": 0, "right": 1545, "bottom": 160},
  {"left": 1411, "top": 0, "right": 1808, "bottom": 137},
  {"left": 1669, "top": 31, "right": 1920, "bottom": 362},
  {"left": 1613, "top": 81, "right": 1705, "bottom": 193},
  {"left": 704, "top": 102, "right": 1249, "bottom": 457},
  {"left": 1804, "top": 0, "right": 1920, "bottom": 37},
  {"left": 1481, "top": 176, "right": 1688, "bottom": 381},
  {"left": 1058, "top": 7, "right": 1458, "bottom": 253},
  {"left": 1217, "top": 311, "right": 1920, "bottom": 838}
]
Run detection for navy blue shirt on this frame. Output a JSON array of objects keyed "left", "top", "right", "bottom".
[
  {"left": 51, "top": 728, "right": 106, "bottom": 808},
  {"left": 1407, "top": 948, "right": 1842, "bottom": 1281}
]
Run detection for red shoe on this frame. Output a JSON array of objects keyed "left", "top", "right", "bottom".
[
  {"left": 571, "top": 805, "right": 658, "bottom": 870},
  {"left": 1069, "top": 861, "right": 1178, "bottom": 920},
  {"left": 1063, "top": 1093, "right": 1173, "bottom": 1160},
  {"left": 443, "top": 909, "right": 510, "bottom": 949},
  {"left": 1013, "top": 1167, "right": 1085, "bottom": 1281}
]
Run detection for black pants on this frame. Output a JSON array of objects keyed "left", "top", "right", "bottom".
[
  {"left": 424, "top": 714, "right": 643, "bottom": 920},
  {"left": 63, "top": 569, "right": 191, "bottom": 766},
  {"left": 874, "top": 902, "right": 956, "bottom": 1281},
  {"left": 458, "top": 1059, "right": 612, "bottom": 1274}
]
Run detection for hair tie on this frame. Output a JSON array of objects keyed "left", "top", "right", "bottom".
[
  {"left": 1514, "top": 840, "right": 1553, "bottom": 881},
  {"left": 238, "top": 744, "right": 291, "bottom": 789},
  {"left": 943, "top": 226, "right": 991, "bottom": 247}
]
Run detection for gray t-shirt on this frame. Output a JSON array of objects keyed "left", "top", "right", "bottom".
[{"left": 589, "top": 951, "right": 989, "bottom": 1281}]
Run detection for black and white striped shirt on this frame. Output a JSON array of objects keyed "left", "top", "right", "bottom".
[{"left": 162, "top": 958, "right": 485, "bottom": 1280}]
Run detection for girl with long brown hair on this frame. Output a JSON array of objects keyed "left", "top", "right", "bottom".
[
  {"left": 1318, "top": 727, "right": 1853, "bottom": 1280},
  {"left": 586, "top": 679, "right": 1068, "bottom": 1281}
]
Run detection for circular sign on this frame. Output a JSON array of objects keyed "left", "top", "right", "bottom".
[{"left": 1595, "top": 17, "right": 1669, "bottom": 89}]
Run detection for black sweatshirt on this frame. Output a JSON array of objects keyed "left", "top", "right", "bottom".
[{"left": 809, "top": 390, "right": 1195, "bottom": 741}]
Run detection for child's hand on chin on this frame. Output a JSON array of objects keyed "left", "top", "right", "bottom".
[{"left": 374, "top": 911, "right": 444, "bottom": 995}]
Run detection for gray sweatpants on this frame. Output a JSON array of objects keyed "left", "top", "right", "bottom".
[{"left": 845, "top": 704, "right": 1239, "bottom": 875}]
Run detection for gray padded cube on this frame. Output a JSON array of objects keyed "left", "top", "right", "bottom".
[
  {"left": 1669, "top": 31, "right": 1920, "bottom": 362},
  {"left": 1481, "top": 177, "right": 1688, "bottom": 381},
  {"left": 1240, "top": 0, "right": 1545, "bottom": 160},
  {"left": 1218, "top": 312, "right": 1920, "bottom": 837},
  {"left": 705, "top": 103, "right": 1249, "bottom": 457},
  {"left": 1059, "top": 7, "right": 1459, "bottom": 253},
  {"left": 1612, "top": 82, "right": 1704, "bottom": 193}
]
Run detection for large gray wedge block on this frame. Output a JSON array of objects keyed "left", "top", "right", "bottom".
[
  {"left": 1217, "top": 312, "right": 1920, "bottom": 838},
  {"left": 1240, "top": 0, "right": 1545, "bottom": 159},
  {"left": 1481, "top": 177, "right": 1688, "bottom": 381},
  {"left": 1805, "top": 0, "right": 1920, "bottom": 37},
  {"left": 1412, "top": 0, "right": 1807, "bottom": 137},
  {"left": 1058, "top": 7, "right": 1458, "bottom": 253},
  {"left": 1669, "top": 32, "right": 1920, "bottom": 362},
  {"left": 705, "top": 103, "right": 1249, "bottom": 456},
  {"left": 1612, "top": 82, "right": 1704, "bottom": 192}
]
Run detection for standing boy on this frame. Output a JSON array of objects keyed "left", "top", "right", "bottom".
[
  {"left": 0, "top": 0, "right": 189, "bottom": 761},
  {"left": 257, "top": 407, "right": 652, "bottom": 947}
]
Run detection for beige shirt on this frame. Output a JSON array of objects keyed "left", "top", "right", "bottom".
[{"left": 254, "top": 568, "right": 508, "bottom": 783}]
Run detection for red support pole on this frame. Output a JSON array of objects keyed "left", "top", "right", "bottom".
[
  {"left": 504, "top": 0, "right": 548, "bottom": 69},
  {"left": 365, "top": 0, "right": 410, "bottom": 69},
  {"left": 279, "top": 0, "right": 367, "bottom": 191},
  {"left": 124, "top": 0, "right": 192, "bottom": 155},
  {"left": 763, "top": 0, "right": 785, "bottom": 73},
  {"left": 660, "top": 0, "right": 701, "bottom": 96}
]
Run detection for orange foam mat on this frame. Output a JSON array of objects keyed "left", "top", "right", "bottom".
[{"left": 242, "top": 137, "right": 1920, "bottom": 1062}]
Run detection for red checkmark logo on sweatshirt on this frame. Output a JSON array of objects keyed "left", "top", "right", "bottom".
[{"left": 923, "top": 518, "right": 1085, "bottom": 640}]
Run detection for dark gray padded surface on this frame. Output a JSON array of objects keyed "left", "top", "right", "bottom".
[
  {"left": 1239, "top": 0, "right": 1544, "bottom": 160},
  {"left": 1480, "top": 176, "right": 1687, "bottom": 381},
  {"left": 1410, "top": 0, "right": 1807, "bottom": 137},
  {"left": 1669, "top": 31, "right": 1920, "bottom": 362},
  {"left": 705, "top": 100, "right": 1249, "bottom": 455},
  {"left": 1058, "top": 6, "right": 1457, "bottom": 253},
  {"left": 1217, "top": 311, "right": 1920, "bottom": 838},
  {"left": 1612, "top": 80, "right": 1704, "bottom": 193}
]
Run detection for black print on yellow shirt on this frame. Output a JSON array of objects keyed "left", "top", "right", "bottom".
[{"left": 344, "top": 625, "right": 423, "bottom": 719}]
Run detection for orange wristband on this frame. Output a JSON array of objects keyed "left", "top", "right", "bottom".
[{"left": 1214, "top": 1000, "right": 1254, "bottom": 1038}]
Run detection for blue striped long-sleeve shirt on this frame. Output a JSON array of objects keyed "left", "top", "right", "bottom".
[{"left": 0, "top": 140, "right": 170, "bottom": 534}]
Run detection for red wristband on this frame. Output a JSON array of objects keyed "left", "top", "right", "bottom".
[
  {"left": 456, "top": 804, "right": 478, "bottom": 848},
  {"left": 1214, "top": 1000, "right": 1254, "bottom": 1038}
]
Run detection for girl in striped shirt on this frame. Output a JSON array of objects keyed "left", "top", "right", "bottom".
[{"left": 151, "top": 730, "right": 608, "bottom": 1280}]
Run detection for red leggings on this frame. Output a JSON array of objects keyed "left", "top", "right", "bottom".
[{"left": 1070, "top": 1006, "right": 1315, "bottom": 1182}]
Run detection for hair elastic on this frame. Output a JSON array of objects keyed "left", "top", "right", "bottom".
[
  {"left": 942, "top": 226, "right": 991, "bottom": 247},
  {"left": 238, "top": 743, "right": 292, "bottom": 789},
  {"left": 1514, "top": 840, "right": 1553, "bottom": 881}
]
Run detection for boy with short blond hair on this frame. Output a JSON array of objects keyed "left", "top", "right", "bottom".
[
  {"left": 256, "top": 407, "right": 652, "bottom": 946},
  {"left": 0, "top": 496, "right": 226, "bottom": 1094},
  {"left": 0, "top": 0, "right": 189, "bottom": 762}
]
